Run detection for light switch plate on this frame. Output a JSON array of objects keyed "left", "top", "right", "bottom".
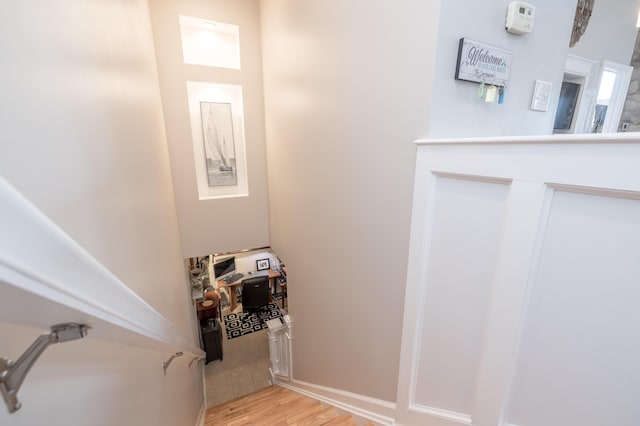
[{"left": 530, "top": 80, "right": 552, "bottom": 112}]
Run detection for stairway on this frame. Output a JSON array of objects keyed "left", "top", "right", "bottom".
[{"left": 204, "top": 385, "right": 376, "bottom": 426}]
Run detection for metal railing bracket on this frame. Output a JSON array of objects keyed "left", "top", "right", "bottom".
[{"left": 0, "top": 323, "right": 89, "bottom": 414}]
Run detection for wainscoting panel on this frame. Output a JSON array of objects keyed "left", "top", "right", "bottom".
[
  {"left": 412, "top": 175, "right": 509, "bottom": 415},
  {"left": 396, "top": 134, "right": 640, "bottom": 426},
  {"left": 504, "top": 188, "right": 640, "bottom": 426}
]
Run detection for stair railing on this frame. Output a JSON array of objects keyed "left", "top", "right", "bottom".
[
  {"left": 267, "top": 315, "right": 292, "bottom": 381},
  {"left": 0, "top": 176, "right": 205, "bottom": 414}
]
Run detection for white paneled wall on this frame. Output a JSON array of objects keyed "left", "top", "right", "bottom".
[
  {"left": 414, "top": 177, "right": 509, "bottom": 418},
  {"left": 396, "top": 135, "right": 640, "bottom": 426},
  {"left": 505, "top": 189, "right": 640, "bottom": 426}
]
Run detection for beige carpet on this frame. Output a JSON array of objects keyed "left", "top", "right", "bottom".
[{"left": 204, "top": 303, "right": 272, "bottom": 408}]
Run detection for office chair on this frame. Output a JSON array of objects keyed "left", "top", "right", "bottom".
[{"left": 241, "top": 276, "right": 270, "bottom": 313}]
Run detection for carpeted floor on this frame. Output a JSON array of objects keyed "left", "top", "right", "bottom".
[
  {"left": 223, "top": 303, "right": 283, "bottom": 339},
  {"left": 204, "top": 325, "right": 271, "bottom": 408}
]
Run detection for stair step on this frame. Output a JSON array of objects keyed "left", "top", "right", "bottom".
[
  {"left": 284, "top": 402, "right": 325, "bottom": 424},
  {"left": 204, "top": 385, "right": 370, "bottom": 426},
  {"left": 297, "top": 406, "right": 340, "bottom": 426},
  {"left": 322, "top": 412, "right": 358, "bottom": 425},
  {"left": 205, "top": 387, "right": 288, "bottom": 424},
  {"left": 250, "top": 397, "right": 321, "bottom": 426}
]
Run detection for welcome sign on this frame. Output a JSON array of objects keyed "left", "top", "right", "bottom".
[{"left": 455, "top": 38, "right": 512, "bottom": 87}]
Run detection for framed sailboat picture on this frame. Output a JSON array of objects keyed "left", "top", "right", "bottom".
[
  {"left": 200, "top": 102, "right": 237, "bottom": 187},
  {"left": 186, "top": 81, "right": 248, "bottom": 200}
]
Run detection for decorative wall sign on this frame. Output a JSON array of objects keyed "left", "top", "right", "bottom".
[{"left": 455, "top": 38, "right": 513, "bottom": 87}]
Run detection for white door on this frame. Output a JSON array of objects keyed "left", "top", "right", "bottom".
[
  {"left": 395, "top": 136, "right": 640, "bottom": 426},
  {"left": 592, "top": 60, "right": 633, "bottom": 133}
]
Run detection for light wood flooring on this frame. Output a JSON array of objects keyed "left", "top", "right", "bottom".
[{"left": 204, "top": 385, "right": 375, "bottom": 426}]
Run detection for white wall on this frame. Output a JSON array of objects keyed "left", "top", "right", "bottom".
[
  {"left": 0, "top": 1, "right": 201, "bottom": 424},
  {"left": 148, "top": 0, "right": 270, "bottom": 258},
  {"left": 260, "top": 0, "right": 441, "bottom": 402},
  {"left": 429, "top": 0, "right": 576, "bottom": 137},
  {"left": 214, "top": 248, "right": 278, "bottom": 275},
  {"left": 0, "top": 323, "right": 202, "bottom": 426},
  {"left": 569, "top": 0, "right": 640, "bottom": 66}
]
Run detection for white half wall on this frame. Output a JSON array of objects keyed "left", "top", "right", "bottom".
[
  {"left": 396, "top": 134, "right": 640, "bottom": 426},
  {"left": 0, "top": 1, "right": 202, "bottom": 424}
]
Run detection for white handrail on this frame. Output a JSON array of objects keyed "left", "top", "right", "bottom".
[
  {"left": 415, "top": 131, "right": 640, "bottom": 145},
  {"left": 0, "top": 176, "right": 204, "bottom": 358}
]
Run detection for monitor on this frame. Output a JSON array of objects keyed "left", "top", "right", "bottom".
[{"left": 213, "top": 256, "right": 236, "bottom": 278}]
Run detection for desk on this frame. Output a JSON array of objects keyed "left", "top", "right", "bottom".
[{"left": 218, "top": 270, "right": 281, "bottom": 312}]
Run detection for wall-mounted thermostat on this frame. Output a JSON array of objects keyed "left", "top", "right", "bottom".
[{"left": 506, "top": 1, "right": 535, "bottom": 34}]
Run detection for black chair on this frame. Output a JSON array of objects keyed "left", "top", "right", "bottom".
[{"left": 241, "top": 276, "right": 270, "bottom": 313}]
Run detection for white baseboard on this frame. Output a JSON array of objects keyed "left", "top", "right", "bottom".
[
  {"left": 197, "top": 363, "right": 206, "bottom": 426},
  {"left": 273, "top": 377, "right": 396, "bottom": 425},
  {"left": 195, "top": 402, "right": 206, "bottom": 426},
  {"left": 411, "top": 403, "right": 471, "bottom": 424}
]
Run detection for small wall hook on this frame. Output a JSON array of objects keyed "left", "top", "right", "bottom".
[
  {"left": 162, "top": 352, "right": 183, "bottom": 375},
  {"left": 189, "top": 356, "right": 205, "bottom": 368}
]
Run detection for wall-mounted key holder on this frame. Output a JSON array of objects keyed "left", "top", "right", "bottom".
[
  {"left": 455, "top": 38, "right": 512, "bottom": 87},
  {"left": 485, "top": 85, "right": 498, "bottom": 103},
  {"left": 455, "top": 38, "right": 511, "bottom": 105}
]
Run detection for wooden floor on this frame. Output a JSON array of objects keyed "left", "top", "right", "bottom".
[{"left": 204, "top": 385, "right": 375, "bottom": 426}]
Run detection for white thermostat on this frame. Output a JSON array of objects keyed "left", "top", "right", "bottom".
[{"left": 506, "top": 1, "right": 535, "bottom": 34}]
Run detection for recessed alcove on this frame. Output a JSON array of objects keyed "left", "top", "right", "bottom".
[{"left": 179, "top": 15, "right": 241, "bottom": 69}]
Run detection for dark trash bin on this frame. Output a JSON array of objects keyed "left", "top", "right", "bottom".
[{"left": 200, "top": 318, "right": 223, "bottom": 363}]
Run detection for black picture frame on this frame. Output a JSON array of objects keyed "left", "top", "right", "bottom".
[{"left": 256, "top": 258, "right": 270, "bottom": 271}]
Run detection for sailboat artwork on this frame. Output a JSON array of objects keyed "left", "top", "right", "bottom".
[{"left": 200, "top": 101, "right": 238, "bottom": 187}]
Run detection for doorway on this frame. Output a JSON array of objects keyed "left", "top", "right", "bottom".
[
  {"left": 554, "top": 55, "right": 632, "bottom": 134},
  {"left": 189, "top": 247, "right": 288, "bottom": 407}
]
